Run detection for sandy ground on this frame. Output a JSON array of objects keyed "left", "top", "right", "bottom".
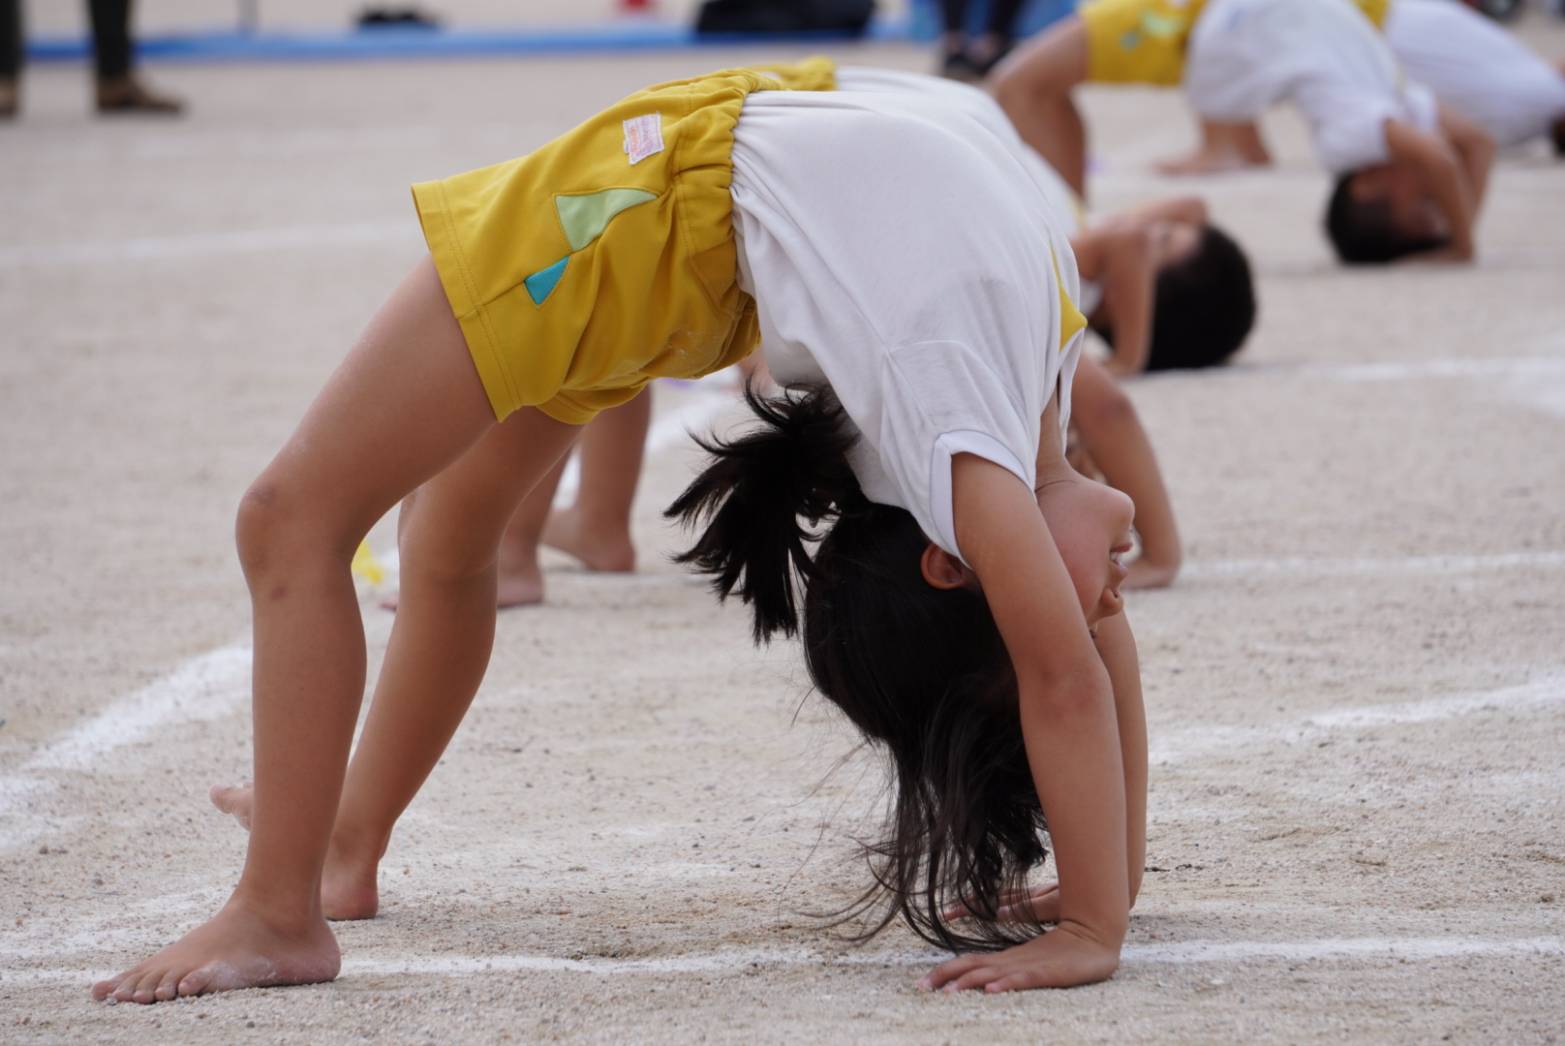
[{"left": 3, "top": 10, "right": 1565, "bottom": 1046}]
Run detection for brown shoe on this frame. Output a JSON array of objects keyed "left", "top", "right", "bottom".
[
  {"left": 0, "top": 78, "right": 17, "bottom": 119},
  {"left": 95, "top": 75, "right": 184, "bottom": 116}
]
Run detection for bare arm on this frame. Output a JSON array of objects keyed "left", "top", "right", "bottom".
[
  {"left": 1436, "top": 105, "right": 1494, "bottom": 219},
  {"left": 1384, "top": 118, "right": 1475, "bottom": 261},
  {"left": 1095, "top": 227, "right": 1157, "bottom": 377},
  {"left": 992, "top": 17, "right": 1092, "bottom": 197},
  {"left": 922, "top": 454, "right": 1128, "bottom": 992},
  {"left": 1070, "top": 357, "right": 1181, "bottom": 588},
  {"left": 1091, "top": 611, "right": 1146, "bottom": 907}
]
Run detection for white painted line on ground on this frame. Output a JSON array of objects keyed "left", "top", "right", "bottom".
[
  {"left": 0, "top": 642, "right": 253, "bottom": 852},
  {"left": 23, "top": 645, "right": 252, "bottom": 773},
  {"left": 1316, "top": 358, "right": 1565, "bottom": 383},
  {"left": 1156, "top": 357, "right": 1565, "bottom": 384},
  {"left": 0, "top": 222, "right": 416, "bottom": 268},
  {"left": 1152, "top": 673, "right": 1565, "bottom": 764},
  {"left": 9, "top": 936, "right": 1560, "bottom": 987},
  {"left": 1180, "top": 550, "right": 1565, "bottom": 581}
]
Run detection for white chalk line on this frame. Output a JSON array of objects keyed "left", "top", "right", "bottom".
[
  {"left": 0, "top": 388, "right": 737, "bottom": 850},
  {"left": 1156, "top": 357, "right": 1565, "bottom": 385},
  {"left": 1180, "top": 550, "right": 1565, "bottom": 581},
  {"left": 1152, "top": 672, "right": 1565, "bottom": 764},
  {"left": 8, "top": 936, "right": 1561, "bottom": 987}
]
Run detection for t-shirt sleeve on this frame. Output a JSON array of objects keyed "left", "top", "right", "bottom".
[
  {"left": 1312, "top": 96, "right": 1399, "bottom": 173},
  {"left": 866, "top": 339, "right": 1038, "bottom": 564}
]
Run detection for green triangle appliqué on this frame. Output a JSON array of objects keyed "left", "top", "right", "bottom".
[{"left": 556, "top": 188, "right": 657, "bottom": 252}]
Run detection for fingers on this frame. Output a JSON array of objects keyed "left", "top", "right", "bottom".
[{"left": 918, "top": 953, "right": 985, "bottom": 992}]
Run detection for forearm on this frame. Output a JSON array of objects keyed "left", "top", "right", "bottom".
[
  {"left": 1019, "top": 661, "right": 1130, "bottom": 940},
  {"left": 1092, "top": 612, "right": 1147, "bottom": 906}
]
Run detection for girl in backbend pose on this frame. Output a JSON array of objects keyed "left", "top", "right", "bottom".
[{"left": 93, "top": 59, "right": 1147, "bottom": 1003}]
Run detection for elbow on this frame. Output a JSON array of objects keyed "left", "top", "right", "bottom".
[
  {"left": 1018, "top": 656, "right": 1113, "bottom": 719},
  {"left": 1080, "top": 382, "right": 1138, "bottom": 432}
]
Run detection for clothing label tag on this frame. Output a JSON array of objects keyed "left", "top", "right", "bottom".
[{"left": 622, "top": 114, "right": 664, "bottom": 165}]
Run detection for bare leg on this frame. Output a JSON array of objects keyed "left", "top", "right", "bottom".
[
  {"left": 323, "top": 409, "right": 578, "bottom": 915},
  {"left": 91, "top": 258, "right": 551, "bottom": 1003},
  {"left": 991, "top": 16, "right": 1091, "bottom": 197},
  {"left": 211, "top": 416, "right": 576, "bottom": 920},
  {"left": 1156, "top": 119, "right": 1273, "bottom": 176},
  {"left": 541, "top": 387, "right": 652, "bottom": 574},
  {"left": 494, "top": 451, "right": 571, "bottom": 607}
]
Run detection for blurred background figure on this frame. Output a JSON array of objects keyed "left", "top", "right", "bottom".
[
  {"left": 0, "top": 0, "right": 184, "bottom": 118},
  {"left": 939, "top": 0, "right": 1026, "bottom": 80}
]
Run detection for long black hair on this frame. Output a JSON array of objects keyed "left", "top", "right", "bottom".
[{"left": 666, "top": 383, "right": 1048, "bottom": 951}]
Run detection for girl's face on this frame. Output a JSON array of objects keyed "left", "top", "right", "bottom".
[{"left": 1035, "top": 464, "right": 1136, "bottom": 630}]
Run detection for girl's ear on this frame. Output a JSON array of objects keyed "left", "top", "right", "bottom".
[{"left": 919, "top": 543, "right": 970, "bottom": 590}]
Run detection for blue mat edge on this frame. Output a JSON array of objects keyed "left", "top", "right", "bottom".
[{"left": 26, "top": 20, "right": 920, "bottom": 64}]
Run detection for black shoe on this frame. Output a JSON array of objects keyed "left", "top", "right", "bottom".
[{"left": 940, "top": 50, "right": 982, "bottom": 83}]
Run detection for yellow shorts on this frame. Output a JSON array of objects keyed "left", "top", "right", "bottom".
[
  {"left": 1081, "top": 0, "right": 1390, "bottom": 87},
  {"left": 412, "top": 58, "right": 836, "bottom": 424}
]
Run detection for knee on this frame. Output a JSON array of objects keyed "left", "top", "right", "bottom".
[
  {"left": 235, "top": 477, "right": 349, "bottom": 581},
  {"left": 395, "top": 495, "right": 500, "bottom": 586}
]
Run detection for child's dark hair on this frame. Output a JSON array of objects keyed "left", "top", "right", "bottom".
[
  {"left": 666, "top": 384, "right": 1047, "bottom": 951},
  {"left": 1094, "top": 223, "right": 1257, "bottom": 370},
  {"left": 1324, "top": 172, "right": 1448, "bottom": 265}
]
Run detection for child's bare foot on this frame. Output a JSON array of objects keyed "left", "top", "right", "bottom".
[
  {"left": 494, "top": 544, "right": 545, "bottom": 608},
  {"left": 210, "top": 785, "right": 381, "bottom": 920},
  {"left": 540, "top": 506, "right": 636, "bottom": 573},
  {"left": 1154, "top": 147, "right": 1262, "bottom": 177},
  {"left": 90, "top": 898, "right": 339, "bottom": 1004}
]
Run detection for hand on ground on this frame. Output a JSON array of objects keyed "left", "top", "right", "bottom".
[{"left": 918, "top": 922, "right": 1121, "bottom": 993}]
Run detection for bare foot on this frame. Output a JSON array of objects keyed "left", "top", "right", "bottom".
[
  {"left": 210, "top": 785, "right": 380, "bottom": 920},
  {"left": 540, "top": 506, "right": 636, "bottom": 573},
  {"left": 90, "top": 898, "right": 339, "bottom": 1004},
  {"left": 1154, "top": 147, "right": 1265, "bottom": 177}
]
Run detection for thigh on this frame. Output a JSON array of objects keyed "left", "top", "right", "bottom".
[{"left": 254, "top": 257, "right": 500, "bottom": 542}]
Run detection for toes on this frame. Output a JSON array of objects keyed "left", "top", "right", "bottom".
[
  {"left": 154, "top": 969, "right": 181, "bottom": 1001},
  {"left": 91, "top": 975, "right": 124, "bottom": 1001},
  {"left": 131, "top": 968, "right": 164, "bottom": 1004},
  {"left": 177, "top": 965, "right": 214, "bottom": 998}
]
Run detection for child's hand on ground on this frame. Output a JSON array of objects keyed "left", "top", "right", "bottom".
[
  {"left": 918, "top": 922, "right": 1121, "bottom": 993},
  {"left": 942, "top": 883, "right": 1060, "bottom": 925}
]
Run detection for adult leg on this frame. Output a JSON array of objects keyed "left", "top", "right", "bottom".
[
  {"left": 91, "top": 0, "right": 183, "bottom": 114},
  {"left": 991, "top": 16, "right": 1092, "bottom": 196},
  {"left": 91, "top": 257, "right": 514, "bottom": 1003},
  {"left": 970, "top": 0, "right": 1027, "bottom": 76},
  {"left": 0, "top": 0, "right": 21, "bottom": 117},
  {"left": 940, "top": 0, "right": 976, "bottom": 80}
]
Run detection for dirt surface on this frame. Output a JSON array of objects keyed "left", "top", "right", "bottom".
[{"left": 2, "top": 14, "right": 1564, "bottom": 1046}]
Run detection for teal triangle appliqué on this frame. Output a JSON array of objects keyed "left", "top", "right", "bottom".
[
  {"left": 524, "top": 255, "right": 568, "bottom": 305},
  {"left": 556, "top": 188, "right": 657, "bottom": 252}
]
